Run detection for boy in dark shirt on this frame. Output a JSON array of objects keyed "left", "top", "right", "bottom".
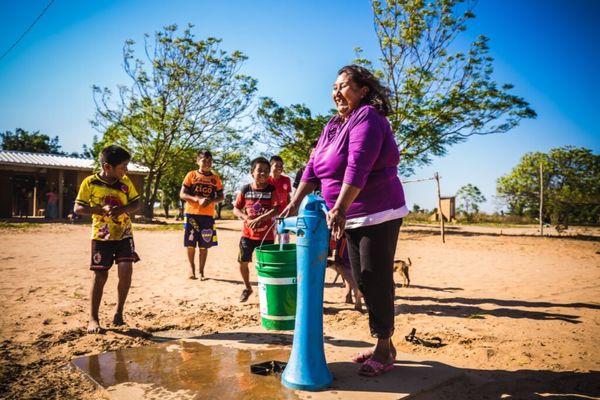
[{"left": 233, "top": 157, "right": 280, "bottom": 302}]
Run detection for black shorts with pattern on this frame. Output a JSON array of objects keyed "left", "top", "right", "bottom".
[
  {"left": 184, "top": 214, "right": 218, "bottom": 248},
  {"left": 90, "top": 237, "right": 140, "bottom": 271},
  {"left": 238, "top": 237, "right": 274, "bottom": 262}
]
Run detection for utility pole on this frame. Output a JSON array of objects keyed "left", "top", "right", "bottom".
[
  {"left": 539, "top": 162, "right": 544, "bottom": 237},
  {"left": 435, "top": 172, "right": 445, "bottom": 243}
]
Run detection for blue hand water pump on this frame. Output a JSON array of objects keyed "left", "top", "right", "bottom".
[{"left": 277, "top": 194, "right": 333, "bottom": 391}]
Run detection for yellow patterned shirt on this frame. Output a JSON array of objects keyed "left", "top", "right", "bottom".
[{"left": 75, "top": 173, "right": 140, "bottom": 241}]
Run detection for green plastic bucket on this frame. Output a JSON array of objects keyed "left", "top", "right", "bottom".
[{"left": 255, "top": 243, "right": 297, "bottom": 330}]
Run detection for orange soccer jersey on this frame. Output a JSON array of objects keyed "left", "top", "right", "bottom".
[{"left": 182, "top": 170, "right": 224, "bottom": 216}]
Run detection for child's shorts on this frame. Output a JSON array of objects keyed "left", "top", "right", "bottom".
[
  {"left": 91, "top": 237, "right": 140, "bottom": 271},
  {"left": 184, "top": 214, "right": 218, "bottom": 248},
  {"left": 238, "top": 237, "right": 274, "bottom": 262}
]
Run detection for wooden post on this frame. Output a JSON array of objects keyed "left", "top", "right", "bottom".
[
  {"left": 58, "top": 170, "right": 64, "bottom": 219},
  {"left": 435, "top": 172, "right": 445, "bottom": 243},
  {"left": 32, "top": 179, "right": 38, "bottom": 217},
  {"left": 539, "top": 162, "right": 544, "bottom": 237}
]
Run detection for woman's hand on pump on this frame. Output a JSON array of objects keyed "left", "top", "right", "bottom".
[
  {"left": 280, "top": 201, "right": 300, "bottom": 218},
  {"left": 327, "top": 206, "right": 346, "bottom": 240}
]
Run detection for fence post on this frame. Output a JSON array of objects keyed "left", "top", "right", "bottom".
[
  {"left": 435, "top": 172, "right": 445, "bottom": 243},
  {"left": 539, "top": 162, "right": 544, "bottom": 237}
]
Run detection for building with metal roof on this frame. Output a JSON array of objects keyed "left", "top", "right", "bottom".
[{"left": 0, "top": 150, "right": 148, "bottom": 219}]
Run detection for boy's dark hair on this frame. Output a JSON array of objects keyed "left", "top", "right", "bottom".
[
  {"left": 270, "top": 155, "right": 283, "bottom": 164},
  {"left": 197, "top": 149, "right": 213, "bottom": 159},
  {"left": 100, "top": 145, "right": 131, "bottom": 167},
  {"left": 251, "top": 156, "right": 270, "bottom": 172}
]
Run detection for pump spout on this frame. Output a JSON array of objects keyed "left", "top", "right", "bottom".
[{"left": 276, "top": 216, "right": 298, "bottom": 235}]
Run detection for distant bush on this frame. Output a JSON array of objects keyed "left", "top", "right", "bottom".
[{"left": 404, "top": 211, "right": 537, "bottom": 226}]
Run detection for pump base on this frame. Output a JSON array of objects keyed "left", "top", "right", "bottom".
[{"left": 281, "top": 377, "right": 332, "bottom": 391}]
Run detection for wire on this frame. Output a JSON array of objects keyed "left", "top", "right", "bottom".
[
  {"left": 0, "top": 0, "right": 56, "bottom": 62},
  {"left": 401, "top": 176, "right": 438, "bottom": 184}
]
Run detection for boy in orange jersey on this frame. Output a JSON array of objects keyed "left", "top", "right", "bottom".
[{"left": 180, "top": 150, "right": 224, "bottom": 280}]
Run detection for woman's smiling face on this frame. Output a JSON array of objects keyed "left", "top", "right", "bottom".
[{"left": 332, "top": 72, "right": 368, "bottom": 119}]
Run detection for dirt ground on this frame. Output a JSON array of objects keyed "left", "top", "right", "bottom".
[{"left": 0, "top": 220, "right": 599, "bottom": 399}]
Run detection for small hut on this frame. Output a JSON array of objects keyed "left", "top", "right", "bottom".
[
  {"left": 430, "top": 196, "right": 456, "bottom": 222},
  {"left": 0, "top": 150, "right": 148, "bottom": 219}
]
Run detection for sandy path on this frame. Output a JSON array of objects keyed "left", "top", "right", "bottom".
[{"left": 1, "top": 221, "right": 599, "bottom": 399}]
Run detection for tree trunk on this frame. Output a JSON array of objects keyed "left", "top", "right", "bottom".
[
  {"left": 163, "top": 202, "right": 170, "bottom": 219},
  {"left": 142, "top": 170, "right": 156, "bottom": 219}
]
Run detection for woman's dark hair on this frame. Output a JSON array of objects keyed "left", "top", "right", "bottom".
[
  {"left": 338, "top": 65, "right": 391, "bottom": 116},
  {"left": 100, "top": 145, "right": 131, "bottom": 166}
]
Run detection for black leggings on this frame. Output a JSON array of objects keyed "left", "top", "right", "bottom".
[{"left": 345, "top": 218, "right": 402, "bottom": 339}]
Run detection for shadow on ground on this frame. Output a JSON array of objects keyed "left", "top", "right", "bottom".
[
  {"left": 328, "top": 359, "right": 600, "bottom": 399},
  {"left": 394, "top": 301, "right": 582, "bottom": 323}
]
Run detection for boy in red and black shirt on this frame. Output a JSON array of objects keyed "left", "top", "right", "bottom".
[{"left": 233, "top": 157, "right": 280, "bottom": 302}]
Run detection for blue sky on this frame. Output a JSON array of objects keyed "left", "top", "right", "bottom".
[{"left": 1, "top": 0, "right": 598, "bottom": 212}]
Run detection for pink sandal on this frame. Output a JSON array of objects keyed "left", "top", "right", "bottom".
[
  {"left": 351, "top": 350, "right": 373, "bottom": 364},
  {"left": 352, "top": 349, "right": 396, "bottom": 364},
  {"left": 358, "top": 358, "right": 394, "bottom": 377}
]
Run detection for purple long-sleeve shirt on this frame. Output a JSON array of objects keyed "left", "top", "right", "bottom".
[{"left": 302, "top": 104, "right": 406, "bottom": 219}]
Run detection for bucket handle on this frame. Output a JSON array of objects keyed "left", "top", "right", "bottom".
[{"left": 256, "top": 218, "right": 279, "bottom": 264}]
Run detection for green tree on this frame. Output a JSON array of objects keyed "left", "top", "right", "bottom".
[
  {"left": 92, "top": 24, "right": 257, "bottom": 217},
  {"left": 356, "top": 0, "right": 536, "bottom": 175},
  {"left": 256, "top": 97, "right": 332, "bottom": 171},
  {"left": 496, "top": 146, "right": 600, "bottom": 225},
  {"left": 456, "top": 183, "right": 486, "bottom": 220},
  {"left": 1, "top": 128, "right": 63, "bottom": 154},
  {"left": 157, "top": 146, "right": 196, "bottom": 218}
]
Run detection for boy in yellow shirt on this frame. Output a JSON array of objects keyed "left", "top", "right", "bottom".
[
  {"left": 74, "top": 145, "right": 140, "bottom": 334},
  {"left": 180, "top": 150, "right": 224, "bottom": 280}
]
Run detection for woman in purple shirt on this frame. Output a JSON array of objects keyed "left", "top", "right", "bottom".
[{"left": 284, "top": 65, "right": 408, "bottom": 377}]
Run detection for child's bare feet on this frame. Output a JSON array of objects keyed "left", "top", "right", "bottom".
[
  {"left": 239, "top": 288, "right": 253, "bottom": 303},
  {"left": 112, "top": 312, "right": 125, "bottom": 326},
  {"left": 87, "top": 319, "right": 102, "bottom": 334},
  {"left": 354, "top": 301, "right": 364, "bottom": 312},
  {"left": 189, "top": 274, "right": 198, "bottom": 280},
  {"left": 345, "top": 292, "right": 353, "bottom": 304},
  {"left": 200, "top": 275, "right": 207, "bottom": 281}
]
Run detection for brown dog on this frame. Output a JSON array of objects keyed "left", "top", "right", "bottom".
[
  {"left": 393, "top": 257, "right": 411, "bottom": 287},
  {"left": 327, "top": 258, "right": 363, "bottom": 311},
  {"left": 327, "top": 258, "right": 345, "bottom": 285}
]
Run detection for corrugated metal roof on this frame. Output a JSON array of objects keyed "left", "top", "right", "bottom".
[{"left": 0, "top": 150, "right": 149, "bottom": 174}]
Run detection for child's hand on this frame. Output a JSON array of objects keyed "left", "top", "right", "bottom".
[
  {"left": 197, "top": 197, "right": 210, "bottom": 207},
  {"left": 107, "top": 206, "right": 123, "bottom": 217},
  {"left": 280, "top": 202, "right": 299, "bottom": 218},
  {"left": 247, "top": 216, "right": 262, "bottom": 230},
  {"left": 101, "top": 205, "right": 113, "bottom": 215}
]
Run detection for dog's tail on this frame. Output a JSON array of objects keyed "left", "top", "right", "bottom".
[{"left": 407, "top": 257, "right": 412, "bottom": 266}]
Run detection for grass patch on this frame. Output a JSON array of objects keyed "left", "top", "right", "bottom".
[
  {"left": 0, "top": 221, "right": 41, "bottom": 230},
  {"left": 133, "top": 223, "right": 183, "bottom": 231}
]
